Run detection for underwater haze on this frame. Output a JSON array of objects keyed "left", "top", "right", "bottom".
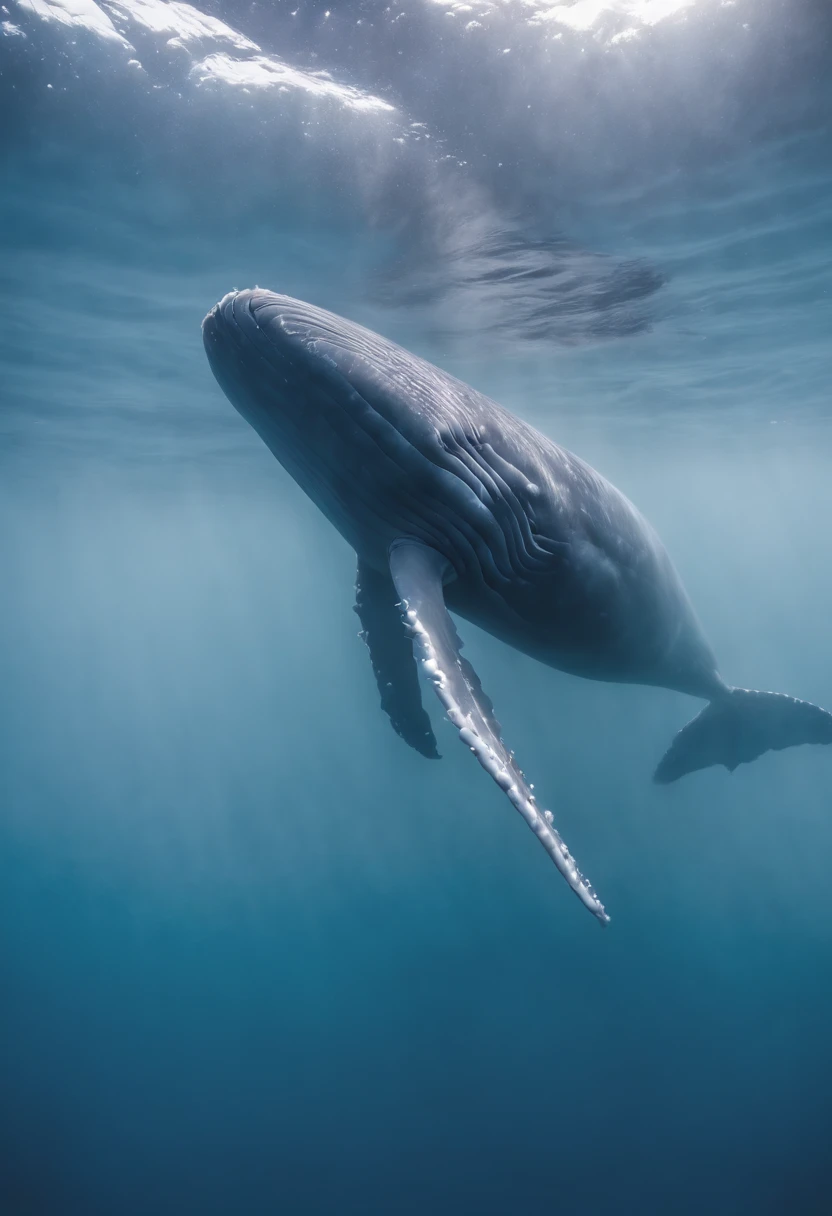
[{"left": 2, "top": 1, "right": 832, "bottom": 1212}]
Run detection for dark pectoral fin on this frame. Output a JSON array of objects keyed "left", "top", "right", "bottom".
[
  {"left": 389, "top": 539, "right": 609, "bottom": 925},
  {"left": 355, "top": 558, "right": 440, "bottom": 759}
]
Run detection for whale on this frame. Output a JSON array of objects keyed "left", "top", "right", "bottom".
[{"left": 203, "top": 288, "right": 832, "bottom": 925}]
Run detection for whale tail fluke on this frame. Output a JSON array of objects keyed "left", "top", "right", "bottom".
[{"left": 654, "top": 687, "right": 832, "bottom": 784}]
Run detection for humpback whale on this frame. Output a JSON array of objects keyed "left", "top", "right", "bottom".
[{"left": 203, "top": 289, "right": 832, "bottom": 925}]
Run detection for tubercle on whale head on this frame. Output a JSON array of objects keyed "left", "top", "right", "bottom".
[
  {"left": 202, "top": 289, "right": 243, "bottom": 337},
  {"left": 202, "top": 287, "right": 265, "bottom": 328}
]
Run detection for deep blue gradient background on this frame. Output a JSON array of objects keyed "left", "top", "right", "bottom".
[{"left": 2, "top": 2, "right": 832, "bottom": 1212}]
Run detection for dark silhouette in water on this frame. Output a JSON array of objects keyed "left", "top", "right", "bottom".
[
  {"left": 369, "top": 209, "right": 666, "bottom": 342},
  {"left": 203, "top": 289, "right": 832, "bottom": 923}
]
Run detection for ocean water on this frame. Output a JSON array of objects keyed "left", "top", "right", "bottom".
[{"left": 2, "top": 2, "right": 832, "bottom": 1213}]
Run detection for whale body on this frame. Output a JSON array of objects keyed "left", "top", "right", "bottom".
[{"left": 203, "top": 289, "right": 832, "bottom": 924}]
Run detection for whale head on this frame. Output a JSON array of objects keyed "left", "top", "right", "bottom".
[
  {"left": 203, "top": 288, "right": 346, "bottom": 434},
  {"left": 202, "top": 288, "right": 449, "bottom": 441},
  {"left": 202, "top": 288, "right": 570, "bottom": 602},
  {"left": 202, "top": 288, "right": 494, "bottom": 564}
]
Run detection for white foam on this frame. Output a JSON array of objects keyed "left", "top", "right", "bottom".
[
  {"left": 190, "top": 52, "right": 396, "bottom": 113},
  {"left": 531, "top": 0, "right": 696, "bottom": 29},
  {"left": 15, "top": 0, "right": 129, "bottom": 45},
  {"left": 430, "top": 0, "right": 700, "bottom": 40},
  {"left": 13, "top": 0, "right": 397, "bottom": 115},
  {"left": 102, "top": 0, "right": 259, "bottom": 50}
]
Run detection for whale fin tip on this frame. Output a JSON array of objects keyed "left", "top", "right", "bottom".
[{"left": 389, "top": 539, "right": 609, "bottom": 926}]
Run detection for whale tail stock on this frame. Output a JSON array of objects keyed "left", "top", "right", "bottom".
[{"left": 654, "top": 687, "right": 832, "bottom": 784}]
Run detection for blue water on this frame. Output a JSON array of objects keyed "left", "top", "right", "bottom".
[{"left": 2, "top": 2, "right": 832, "bottom": 1212}]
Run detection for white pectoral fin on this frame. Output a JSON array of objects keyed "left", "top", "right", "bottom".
[{"left": 388, "top": 540, "right": 609, "bottom": 926}]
